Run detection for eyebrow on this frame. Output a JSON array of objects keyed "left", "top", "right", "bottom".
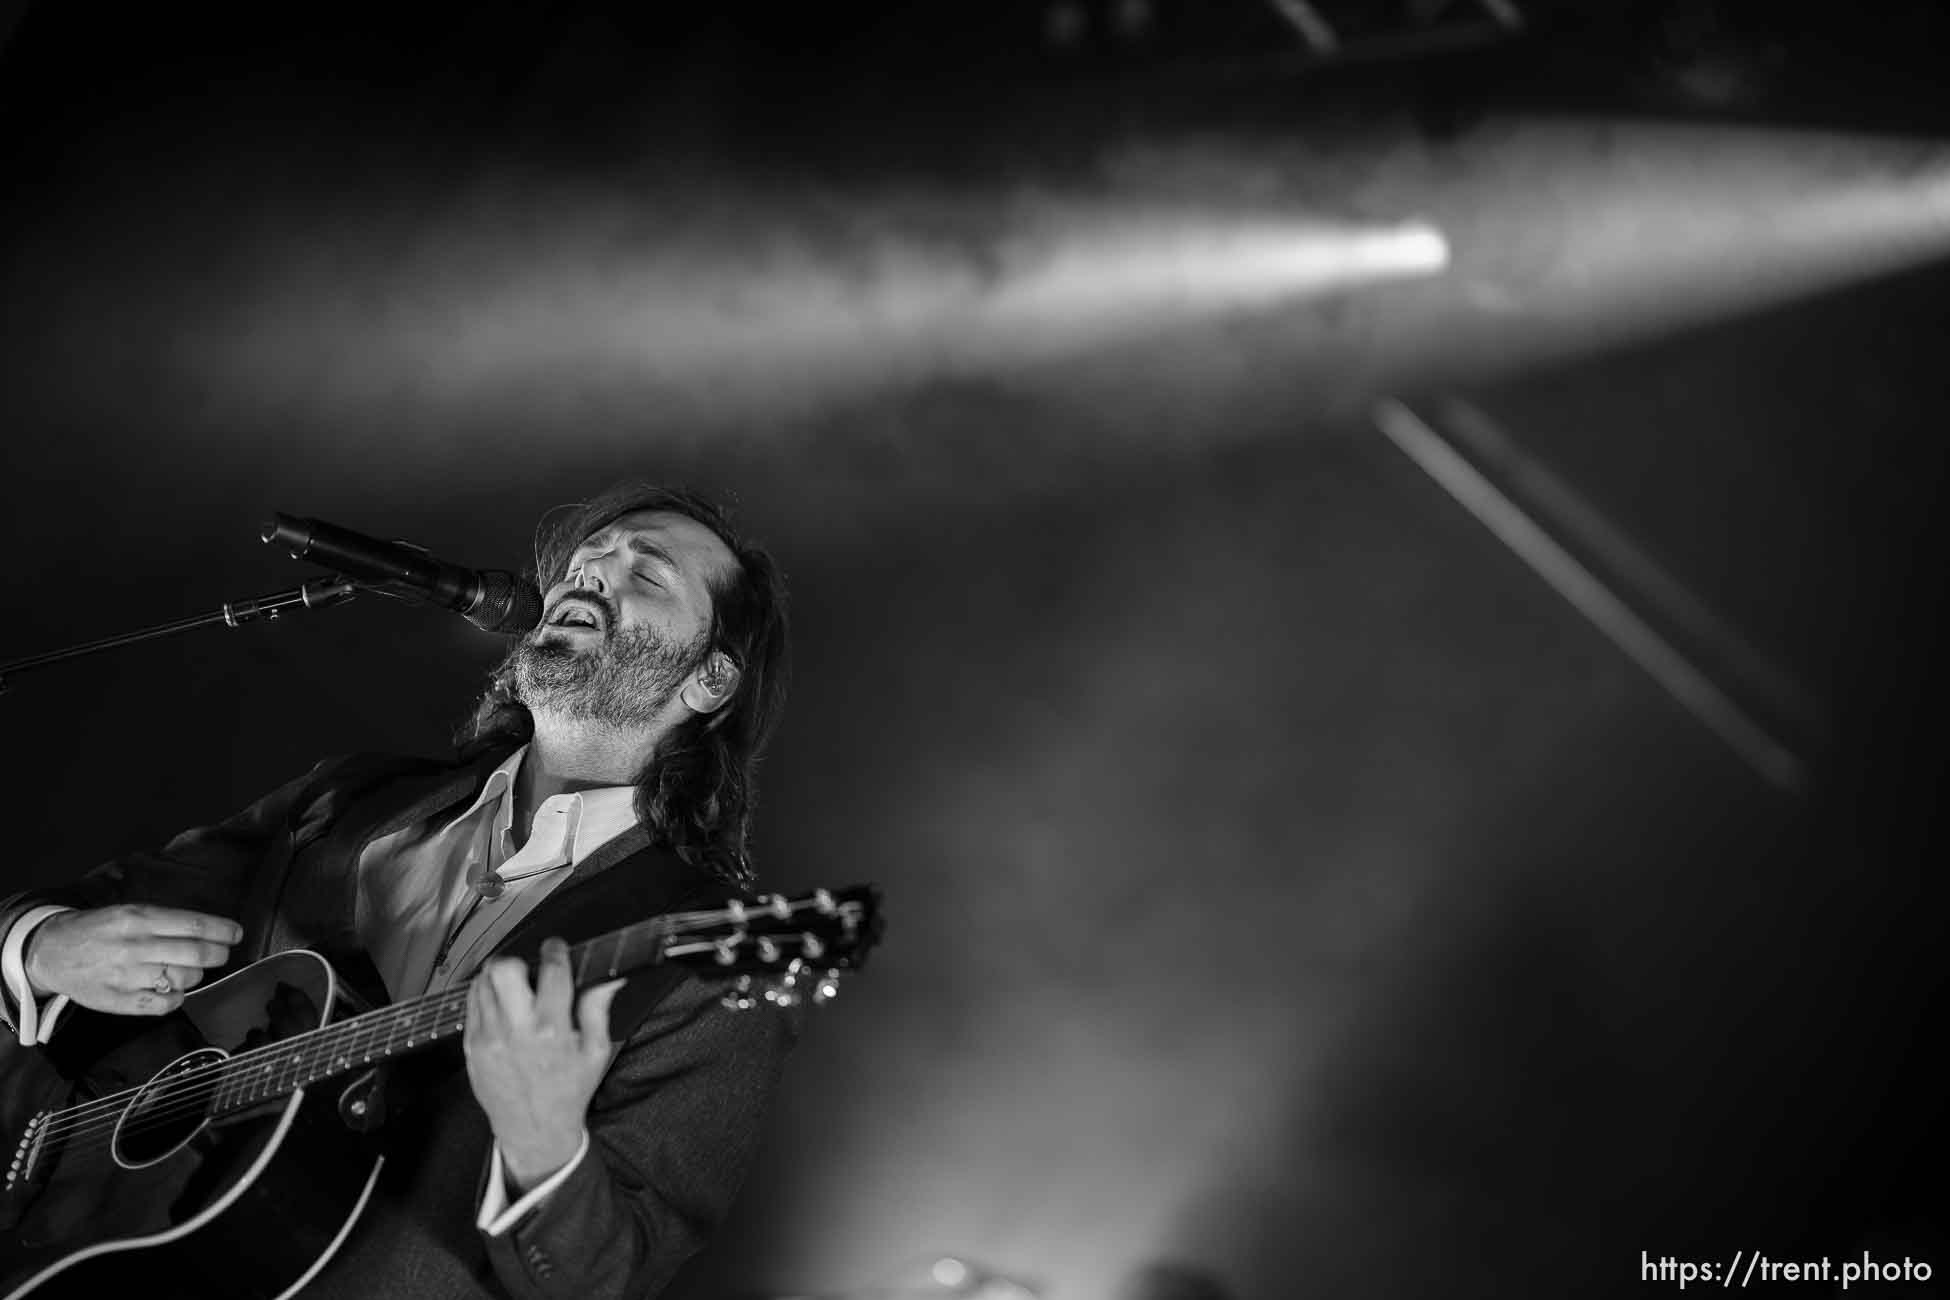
[
  {"left": 624, "top": 536, "right": 678, "bottom": 571},
  {"left": 579, "top": 527, "right": 678, "bottom": 572}
]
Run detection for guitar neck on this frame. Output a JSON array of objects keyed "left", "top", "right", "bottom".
[
  {"left": 201, "top": 885, "right": 878, "bottom": 1118},
  {"left": 208, "top": 918, "right": 674, "bottom": 1117}
]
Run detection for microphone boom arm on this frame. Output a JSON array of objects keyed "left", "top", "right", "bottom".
[{"left": 0, "top": 577, "right": 357, "bottom": 693}]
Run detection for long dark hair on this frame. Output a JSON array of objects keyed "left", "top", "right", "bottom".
[{"left": 458, "top": 485, "right": 790, "bottom": 889}]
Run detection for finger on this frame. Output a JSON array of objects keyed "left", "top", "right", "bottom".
[
  {"left": 484, "top": 957, "right": 532, "bottom": 1029},
  {"left": 533, "top": 939, "right": 574, "bottom": 1032},
  {"left": 474, "top": 966, "right": 511, "bottom": 1040},
  {"left": 465, "top": 970, "right": 496, "bottom": 1048},
  {"left": 134, "top": 938, "right": 235, "bottom": 970},
  {"left": 123, "top": 986, "right": 185, "bottom": 1016},
  {"left": 150, "top": 964, "right": 195, "bottom": 994},
  {"left": 112, "top": 965, "right": 182, "bottom": 995},
  {"left": 140, "top": 963, "right": 189, "bottom": 994},
  {"left": 575, "top": 979, "right": 627, "bottom": 1060},
  {"left": 127, "top": 907, "right": 245, "bottom": 946}
]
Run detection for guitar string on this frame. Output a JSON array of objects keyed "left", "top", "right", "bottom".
[
  {"left": 46, "top": 945, "right": 838, "bottom": 1159},
  {"left": 31, "top": 895, "right": 848, "bottom": 1141},
  {"left": 44, "top": 929, "right": 824, "bottom": 1150},
  {"left": 54, "top": 1003, "right": 467, "bottom": 1160},
  {"left": 32, "top": 934, "right": 591, "bottom": 1145},
  {"left": 28, "top": 898, "right": 857, "bottom": 1150},
  {"left": 25, "top": 902, "right": 852, "bottom": 1150},
  {"left": 34, "top": 948, "right": 816, "bottom": 1153},
  {"left": 22, "top": 909, "right": 700, "bottom": 1139},
  {"left": 34, "top": 985, "right": 476, "bottom": 1149},
  {"left": 27, "top": 918, "right": 654, "bottom": 1144}
]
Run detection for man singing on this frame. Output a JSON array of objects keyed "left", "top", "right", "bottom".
[{"left": 0, "top": 483, "right": 796, "bottom": 1298}]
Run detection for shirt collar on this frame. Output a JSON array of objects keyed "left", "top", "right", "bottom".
[
  {"left": 464, "top": 743, "right": 640, "bottom": 867},
  {"left": 460, "top": 745, "right": 527, "bottom": 822},
  {"left": 561, "top": 785, "right": 638, "bottom": 862}
]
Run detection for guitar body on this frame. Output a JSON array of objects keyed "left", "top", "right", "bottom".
[{"left": 0, "top": 950, "right": 386, "bottom": 1299}]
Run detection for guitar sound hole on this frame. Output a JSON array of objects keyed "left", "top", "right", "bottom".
[{"left": 112, "top": 1046, "right": 228, "bottom": 1169}]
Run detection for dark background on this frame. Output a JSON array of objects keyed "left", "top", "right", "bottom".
[{"left": 1, "top": 3, "right": 1944, "bottom": 1297}]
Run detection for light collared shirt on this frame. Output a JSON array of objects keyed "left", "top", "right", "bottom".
[
  {"left": 356, "top": 743, "right": 639, "bottom": 1003},
  {"left": 1, "top": 904, "right": 73, "bottom": 1045},
  {"left": 3, "top": 744, "right": 641, "bottom": 1234}
]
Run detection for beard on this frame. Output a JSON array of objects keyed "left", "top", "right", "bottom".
[{"left": 511, "top": 618, "right": 707, "bottom": 728}]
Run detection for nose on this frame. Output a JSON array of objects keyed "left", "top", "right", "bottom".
[{"left": 567, "top": 549, "right": 615, "bottom": 596}]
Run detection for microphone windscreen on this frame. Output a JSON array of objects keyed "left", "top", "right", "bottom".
[{"left": 469, "top": 572, "right": 543, "bottom": 634}]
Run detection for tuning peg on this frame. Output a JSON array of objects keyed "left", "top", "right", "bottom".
[
  {"left": 801, "top": 933, "right": 825, "bottom": 959},
  {"left": 756, "top": 936, "right": 780, "bottom": 964},
  {"left": 714, "top": 931, "right": 745, "bottom": 966},
  {"left": 767, "top": 894, "right": 793, "bottom": 920},
  {"left": 812, "top": 888, "right": 836, "bottom": 915}
]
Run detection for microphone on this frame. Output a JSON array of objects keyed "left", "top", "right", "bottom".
[{"left": 261, "top": 513, "right": 542, "bottom": 633}]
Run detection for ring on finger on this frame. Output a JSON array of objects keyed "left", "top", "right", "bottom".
[{"left": 152, "top": 967, "right": 174, "bottom": 995}]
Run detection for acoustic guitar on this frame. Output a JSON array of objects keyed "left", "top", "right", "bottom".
[{"left": 0, "top": 886, "right": 881, "bottom": 1298}]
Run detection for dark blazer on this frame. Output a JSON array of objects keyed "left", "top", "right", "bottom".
[{"left": 0, "top": 750, "right": 799, "bottom": 1299}]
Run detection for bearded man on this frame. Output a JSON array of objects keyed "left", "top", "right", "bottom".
[{"left": 0, "top": 484, "right": 796, "bottom": 1299}]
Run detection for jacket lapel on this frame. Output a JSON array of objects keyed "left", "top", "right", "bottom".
[
  {"left": 251, "top": 748, "right": 510, "bottom": 971},
  {"left": 323, "top": 750, "right": 514, "bottom": 860},
  {"left": 496, "top": 836, "right": 722, "bottom": 961},
  {"left": 494, "top": 838, "right": 732, "bottom": 1042}
]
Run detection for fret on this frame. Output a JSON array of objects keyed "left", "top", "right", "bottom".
[
  {"left": 610, "top": 917, "right": 667, "bottom": 975},
  {"left": 636, "top": 919, "right": 663, "bottom": 969},
  {"left": 382, "top": 1003, "right": 404, "bottom": 1058},
  {"left": 390, "top": 1004, "right": 413, "bottom": 1052}
]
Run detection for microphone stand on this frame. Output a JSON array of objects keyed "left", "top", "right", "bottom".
[{"left": 0, "top": 576, "right": 359, "bottom": 694}]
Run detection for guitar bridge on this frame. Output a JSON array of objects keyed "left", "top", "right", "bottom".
[{"left": 4, "top": 1110, "right": 50, "bottom": 1191}]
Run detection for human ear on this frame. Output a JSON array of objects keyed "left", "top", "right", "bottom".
[{"left": 679, "top": 652, "right": 741, "bottom": 716}]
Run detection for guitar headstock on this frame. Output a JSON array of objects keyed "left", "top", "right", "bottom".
[{"left": 659, "top": 885, "right": 883, "bottom": 1011}]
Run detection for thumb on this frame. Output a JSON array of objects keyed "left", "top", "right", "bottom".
[{"left": 576, "top": 978, "right": 628, "bottom": 1057}]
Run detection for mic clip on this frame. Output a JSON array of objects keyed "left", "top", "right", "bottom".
[{"left": 352, "top": 542, "right": 439, "bottom": 606}]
